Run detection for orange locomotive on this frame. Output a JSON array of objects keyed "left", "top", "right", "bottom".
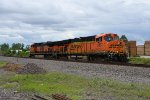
[{"left": 30, "top": 33, "right": 128, "bottom": 62}]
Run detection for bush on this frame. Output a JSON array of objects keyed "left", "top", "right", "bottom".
[{"left": 18, "top": 51, "right": 29, "bottom": 57}]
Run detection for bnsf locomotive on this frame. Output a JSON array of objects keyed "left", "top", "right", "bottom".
[{"left": 30, "top": 33, "right": 128, "bottom": 62}]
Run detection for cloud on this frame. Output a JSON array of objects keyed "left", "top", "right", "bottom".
[{"left": 0, "top": 0, "right": 149, "bottom": 45}]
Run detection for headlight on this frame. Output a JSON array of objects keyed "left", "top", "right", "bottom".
[{"left": 118, "top": 42, "right": 122, "bottom": 45}]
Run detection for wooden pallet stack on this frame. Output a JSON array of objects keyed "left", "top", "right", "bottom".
[
  {"left": 128, "top": 41, "right": 137, "bottom": 57},
  {"left": 144, "top": 41, "right": 150, "bottom": 56},
  {"left": 137, "top": 45, "right": 145, "bottom": 56}
]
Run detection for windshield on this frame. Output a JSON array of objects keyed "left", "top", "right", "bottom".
[
  {"left": 114, "top": 36, "right": 119, "bottom": 40},
  {"left": 104, "top": 36, "right": 113, "bottom": 42}
]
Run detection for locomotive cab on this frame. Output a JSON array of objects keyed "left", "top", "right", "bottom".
[{"left": 95, "top": 33, "right": 128, "bottom": 61}]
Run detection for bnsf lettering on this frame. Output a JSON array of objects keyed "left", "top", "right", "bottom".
[{"left": 71, "top": 45, "right": 82, "bottom": 49}]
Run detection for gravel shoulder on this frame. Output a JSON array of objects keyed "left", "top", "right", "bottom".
[{"left": 0, "top": 56, "right": 150, "bottom": 84}]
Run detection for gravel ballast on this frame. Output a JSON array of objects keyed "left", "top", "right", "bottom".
[
  {"left": 0, "top": 56, "right": 150, "bottom": 84},
  {"left": 17, "top": 63, "right": 47, "bottom": 74},
  {"left": 0, "top": 88, "right": 30, "bottom": 100}
]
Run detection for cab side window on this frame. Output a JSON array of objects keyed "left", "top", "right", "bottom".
[
  {"left": 96, "top": 37, "right": 102, "bottom": 42},
  {"left": 104, "top": 36, "right": 113, "bottom": 42}
]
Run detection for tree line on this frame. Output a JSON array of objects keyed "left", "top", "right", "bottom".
[{"left": 0, "top": 43, "right": 30, "bottom": 57}]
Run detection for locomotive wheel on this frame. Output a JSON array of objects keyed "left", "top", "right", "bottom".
[
  {"left": 88, "top": 56, "right": 92, "bottom": 61},
  {"left": 88, "top": 56, "right": 96, "bottom": 61},
  {"left": 30, "top": 54, "right": 35, "bottom": 58},
  {"left": 52, "top": 53, "right": 59, "bottom": 59},
  {"left": 113, "top": 56, "right": 118, "bottom": 61},
  {"left": 75, "top": 55, "right": 78, "bottom": 60},
  {"left": 118, "top": 55, "right": 128, "bottom": 62},
  {"left": 44, "top": 55, "right": 48, "bottom": 59}
]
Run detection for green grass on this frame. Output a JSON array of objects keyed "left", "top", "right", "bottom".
[
  {"left": 1, "top": 72, "right": 150, "bottom": 100},
  {"left": 2, "top": 72, "right": 87, "bottom": 99},
  {"left": 0, "top": 61, "right": 7, "bottom": 68},
  {"left": 129, "top": 57, "right": 150, "bottom": 65}
]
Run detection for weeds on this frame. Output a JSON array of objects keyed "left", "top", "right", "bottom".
[
  {"left": 129, "top": 57, "right": 150, "bottom": 65},
  {"left": 1, "top": 72, "right": 150, "bottom": 100},
  {"left": 0, "top": 62, "right": 7, "bottom": 68}
]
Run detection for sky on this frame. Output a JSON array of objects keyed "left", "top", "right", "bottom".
[{"left": 0, "top": 0, "right": 150, "bottom": 45}]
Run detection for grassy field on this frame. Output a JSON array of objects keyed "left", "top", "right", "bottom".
[
  {"left": 129, "top": 57, "right": 150, "bottom": 65},
  {"left": 0, "top": 72, "right": 150, "bottom": 100}
]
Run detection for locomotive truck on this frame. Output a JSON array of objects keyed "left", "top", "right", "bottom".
[{"left": 30, "top": 33, "right": 128, "bottom": 62}]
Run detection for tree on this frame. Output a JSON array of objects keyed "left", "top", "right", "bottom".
[
  {"left": 21, "top": 43, "right": 24, "bottom": 49},
  {"left": 0, "top": 43, "right": 9, "bottom": 55},
  {"left": 11, "top": 43, "right": 24, "bottom": 50},
  {"left": 1, "top": 43, "right": 9, "bottom": 53},
  {"left": 120, "top": 35, "right": 128, "bottom": 43},
  {"left": 25, "top": 45, "right": 30, "bottom": 51}
]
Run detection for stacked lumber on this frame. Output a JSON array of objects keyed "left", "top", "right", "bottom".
[
  {"left": 128, "top": 41, "right": 137, "bottom": 57},
  {"left": 137, "top": 45, "right": 144, "bottom": 55},
  {"left": 128, "top": 41, "right": 136, "bottom": 48},
  {"left": 145, "top": 41, "right": 150, "bottom": 56}
]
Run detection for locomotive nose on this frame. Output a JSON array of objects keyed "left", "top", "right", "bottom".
[{"left": 108, "top": 40, "right": 125, "bottom": 54}]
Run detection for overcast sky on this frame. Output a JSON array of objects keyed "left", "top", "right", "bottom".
[{"left": 0, "top": 0, "right": 150, "bottom": 45}]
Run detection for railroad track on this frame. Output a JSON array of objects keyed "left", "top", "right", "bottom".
[
  {"left": 31, "top": 94, "right": 72, "bottom": 100},
  {"left": 31, "top": 94, "right": 49, "bottom": 100},
  {"left": 4, "top": 56, "right": 150, "bottom": 68}
]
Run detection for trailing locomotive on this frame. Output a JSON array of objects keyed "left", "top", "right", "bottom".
[{"left": 30, "top": 33, "right": 128, "bottom": 62}]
